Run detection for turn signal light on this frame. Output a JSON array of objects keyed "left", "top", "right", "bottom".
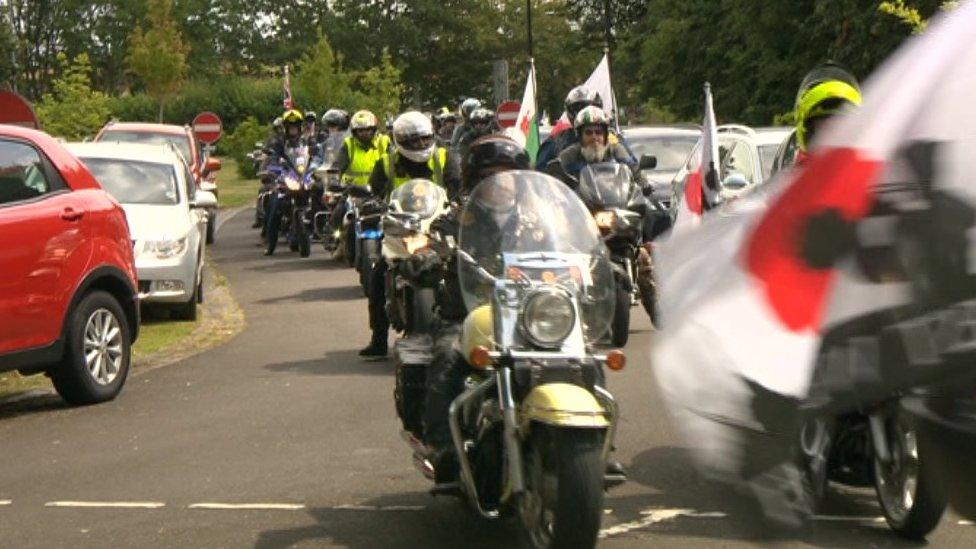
[
  {"left": 606, "top": 349, "right": 626, "bottom": 371},
  {"left": 469, "top": 345, "right": 493, "bottom": 369}
]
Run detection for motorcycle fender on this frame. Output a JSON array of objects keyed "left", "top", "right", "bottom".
[
  {"left": 520, "top": 383, "right": 609, "bottom": 430},
  {"left": 460, "top": 305, "right": 494, "bottom": 366}
]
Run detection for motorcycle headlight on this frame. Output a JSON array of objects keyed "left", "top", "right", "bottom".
[
  {"left": 145, "top": 236, "right": 187, "bottom": 259},
  {"left": 521, "top": 287, "right": 576, "bottom": 348},
  {"left": 594, "top": 210, "right": 616, "bottom": 231}
]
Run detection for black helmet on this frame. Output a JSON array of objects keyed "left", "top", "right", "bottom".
[
  {"left": 304, "top": 111, "right": 317, "bottom": 124},
  {"left": 462, "top": 135, "right": 530, "bottom": 193},
  {"left": 564, "top": 85, "right": 603, "bottom": 122},
  {"left": 321, "top": 109, "right": 349, "bottom": 130}
]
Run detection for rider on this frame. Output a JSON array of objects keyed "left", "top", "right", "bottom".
[
  {"left": 433, "top": 107, "right": 459, "bottom": 147},
  {"left": 358, "top": 111, "right": 461, "bottom": 358},
  {"left": 792, "top": 63, "right": 862, "bottom": 167},
  {"left": 303, "top": 111, "right": 318, "bottom": 143},
  {"left": 450, "top": 98, "right": 483, "bottom": 149},
  {"left": 325, "top": 110, "right": 391, "bottom": 235},
  {"left": 534, "top": 85, "right": 603, "bottom": 169},
  {"left": 455, "top": 107, "right": 499, "bottom": 161},
  {"left": 264, "top": 109, "right": 313, "bottom": 255},
  {"left": 421, "top": 135, "right": 531, "bottom": 480},
  {"left": 549, "top": 105, "right": 636, "bottom": 189}
]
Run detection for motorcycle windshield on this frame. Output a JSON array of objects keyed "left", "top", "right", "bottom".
[
  {"left": 389, "top": 179, "right": 446, "bottom": 219},
  {"left": 577, "top": 162, "right": 634, "bottom": 209},
  {"left": 285, "top": 145, "right": 309, "bottom": 173},
  {"left": 459, "top": 170, "right": 615, "bottom": 341}
]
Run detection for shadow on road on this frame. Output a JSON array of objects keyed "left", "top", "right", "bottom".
[
  {"left": 245, "top": 256, "right": 350, "bottom": 274},
  {"left": 604, "top": 445, "right": 927, "bottom": 546},
  {"left": 265, "top": 349, "right": 393, "bottom": 377},
  {"left": 257, "top": 284, "right": 364, "bottom": 304},
  {"left": 254, "top": 492, "right": 518, "bottom": 549},
  {"left": 0, "top": 392, "right": 69, "bottom": 421}
]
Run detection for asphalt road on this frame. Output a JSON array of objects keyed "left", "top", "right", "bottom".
[{"left": 1, "top": 209, "right": 973, "bottom": 548}]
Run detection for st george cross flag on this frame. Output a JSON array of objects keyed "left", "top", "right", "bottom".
[{"left": 651, "top": 0, "right": 976, "bottom": 522}]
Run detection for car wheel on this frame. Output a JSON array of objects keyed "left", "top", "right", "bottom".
[
  {"left": 172, "top": 280, "right": 199, "bottom": 321},
  {"left": 50, "top": 290, "right": 131, "bottom": 405}
]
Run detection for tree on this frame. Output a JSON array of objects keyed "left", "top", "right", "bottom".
[
  {"left": 353, "top": 49, "right": 404, "bottom": 118},
  {"left": 35, "top": 53, "right": 112, "bottom": 139},
  {"left": 126, "top": 0, "right": 189, "bottom": 121},
  {"left": 293, "top": 32, "right": 356, "bottom": 112}
]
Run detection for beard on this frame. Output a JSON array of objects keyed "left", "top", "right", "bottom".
[{"left": 581, "top": 142, "right": 608, "bottom": 163}]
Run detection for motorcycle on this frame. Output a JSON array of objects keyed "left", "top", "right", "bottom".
[
  {"left": 576, "top": 163, "right": 650, "bottom": 347},
  {"left": 381, "top": 179, "right": 450, "bottom": 336},
  {"left": 354, "top": 191, "right": 386, "bottom": 295},
  {"left": 395, "top": 171, "right": 623, "bottom": 548},
  {"left": 265, "top": 145, "right": 317, "bottom": 257}
]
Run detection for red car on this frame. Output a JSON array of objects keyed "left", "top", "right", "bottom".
[
  {"left": 0, "top": 125, "right": 139, "bottom": 404},
  {"left": 95, "top": 121, "right": 221, "bottom": 243}
]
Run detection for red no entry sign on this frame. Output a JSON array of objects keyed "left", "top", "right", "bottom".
[
  {"left": 496, "top": 101, "right": 521, "bottom": 129},
  {"left": 192, "top": 112, "right": 223, "bottom": 144},
  {"left": 0, "top": 90, "right": 40, "bottom": 129}
]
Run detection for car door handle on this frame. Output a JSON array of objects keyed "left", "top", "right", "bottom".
[{"left": 60, "top": 208, "right": 84, "bottom": 222}]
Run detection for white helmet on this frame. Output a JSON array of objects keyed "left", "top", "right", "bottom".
[{"left": 392, "top": 111, "right": 436, "bottom": 163}]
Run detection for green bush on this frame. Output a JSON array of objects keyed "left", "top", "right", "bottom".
[
  {"left": 109, "top": 93, "right": 158, "bottom": 122},
  {"left": 36, "top": 53, "right": 112, "bottom": 140},
  {"left": 222, "top": 116, "right": 268, "bottom": 178}
]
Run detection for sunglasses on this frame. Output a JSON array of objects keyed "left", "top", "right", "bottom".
[{"left": 582, "top": 128, "right": 605, "bottom": 137}]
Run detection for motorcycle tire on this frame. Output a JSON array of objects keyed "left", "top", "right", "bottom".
[
  {"left": 611, "top": 285, "right": 630, "bottom": 348},
  {"left": 345, "top": 225, "right": 357, "bottom": 268},
  {"left": 409, "top": 288, "right": 436, "bottom": 335},
  {"left": 520, "top": 426, "right": 604, "bottom": 549},
  {"left": 295, "top": 212, "right": 310, "bottom": 258},
  {"left": 873, "top": 411, "right": 947, "bottom": 540},
  {"left": 360, "top": 239, "right": 380, "bottom": 296}
]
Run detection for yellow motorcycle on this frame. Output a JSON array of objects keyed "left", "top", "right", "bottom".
[{"left": 405, "top": 171, "right": 624, "bottom": 548}]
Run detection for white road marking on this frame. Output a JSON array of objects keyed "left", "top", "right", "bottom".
[
  {"left": 0, "top": 500, "right": 11, "bottom": 506},
  {"left": 45, "top": 501, "right": 165, "bottom": 509},
  {"left": 812, "top": 515, "right": 886, "bottom": 523},
  {"left": 599, "top": 508, "right": 726, "bottom": 538},
  {"left": 215, "top": 207, "right": 246, "bottom": 233},
  {"left": 189, "top": 503, "right": 305, "bottom": 510},
  {"left": 960, "top": 520, "right": 974, "bottom": 526}
]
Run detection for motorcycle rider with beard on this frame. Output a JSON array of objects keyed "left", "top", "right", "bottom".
[
  {"left": 535, "top": 85, "right": 603, "bottom": 170},
  {"left": 549, "top": 106, "right": 636, "bottom": 190},
  {"left": 358, "top": 111, "right": 462, "bottom": 358}
]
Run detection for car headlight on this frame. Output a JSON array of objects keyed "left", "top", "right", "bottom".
[
  {"left": 145, "top": 236, "right": 187, "bottom": 259},
  {"left": 521, "top": 287, "right": 576, "bottom": 348}
]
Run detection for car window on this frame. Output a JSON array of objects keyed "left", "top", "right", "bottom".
[
  {"left": 78, "top": 157, "right": 179, "bottom": 205},
  {"left": 0, "top": 140, "right": 60, "bottom": 205},
  {"left": 771, "top": 131, "right": 800, "bottom": 177},
  {"left": 181, "top": 160, "right": 195, "bottom": 202},
  {"left": 722, "top": 140, "right": 757, "bottom": 185},
  {"left": 758, "top": 144, "right": 780, "bottom": 181},
  {"left": 626, "top": 134, "right": 698, "bottom": 171},
  {"left": 98, "top": 130, "right": 193, "bottom": 166}
]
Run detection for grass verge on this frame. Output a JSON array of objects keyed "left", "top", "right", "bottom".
[{"left": 215, "top": 157, "right": 257, "bottom": 209}]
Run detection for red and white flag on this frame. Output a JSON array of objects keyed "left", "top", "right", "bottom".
[
  {"left": 282, "top": 65, "right": 293, "bottom": 110},
  {"left": 652, "top": 0, "right": 976, "bottom": 490},
  {"left": 672, "top": 83, "right": 720, "bottom": 233}
]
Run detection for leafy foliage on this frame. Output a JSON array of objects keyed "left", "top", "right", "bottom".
[
  {"left": 35, "top": 53, "right": 112, "bottom": 140},
  {"left": 221, "top": 116, "right": 267, "bottom": 178},
  {"left": 125, "top": 0, "right": 189, "bottom": 121}
]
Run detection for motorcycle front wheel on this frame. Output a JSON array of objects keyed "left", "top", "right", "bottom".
[
  {"left": 873, "top": 411, "right": 947, "bottom": 540},
  {"left": 611, "top": 283, "right": 630, "bottom": 348},
  {"left": 294, "top": 210, "right": 310, "bottom": 257},
  {"left": 520, "top": 426, "right": 604, "bottom": 549}
]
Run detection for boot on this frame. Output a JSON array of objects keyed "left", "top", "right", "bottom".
[{"left": 359, "top": 332, "right": 388, "bottom": 358}]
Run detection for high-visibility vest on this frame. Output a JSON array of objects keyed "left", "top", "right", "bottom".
[
  {"left": 382, "top": 147, "right": 448, "bottom": 192},
  {"left": 342, "top": 134, "right": 390, "bottom": 186}
]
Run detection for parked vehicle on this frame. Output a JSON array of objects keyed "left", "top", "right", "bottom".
[
  {"left": 622, "top": 125, "right": 700, "bottom": 210},
  {"left": 396, "top": 172, "right": 623, "bottom": 548},
  {"left": 0, "top": 125, "right": 139, "bottom": 404},
  {"left": 381, "top": 179, "right": 450, "bottom": 335},
  {"left": 669, "top": 125, "right": 792, "bottom": 208},
  {"left": 95, "top": 121, "right": 221, "bottom": 244},
  {"left": 68, "top": 142, "right": 215, "bottom": 321}
]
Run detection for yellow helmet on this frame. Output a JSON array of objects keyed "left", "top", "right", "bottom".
[
  {"left": 281, "top": 109, "right": 304, "bottom": 124},
  {"left": 794, "top": 64, "right": 862, "bottom": 151}
]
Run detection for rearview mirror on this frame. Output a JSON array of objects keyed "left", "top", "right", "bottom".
[
  {"left": 721, "top": 173, "right": 749, "bottom": 190},
  {"left": 639, "top": 155, "right": 657, "bottom": 170},
  {"left": 204, "top": 157, "right": 222, "bottom": 173},
  {"left": 191, "top": 190, "right": 218, "bottom": 209}
]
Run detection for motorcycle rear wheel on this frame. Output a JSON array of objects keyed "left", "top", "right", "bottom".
[
  {"left": 873, "top": 411, "right": 947, "bottom": 540},
  {"left": 520, "top": 426, "right": 604, "bottom": 549}
]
